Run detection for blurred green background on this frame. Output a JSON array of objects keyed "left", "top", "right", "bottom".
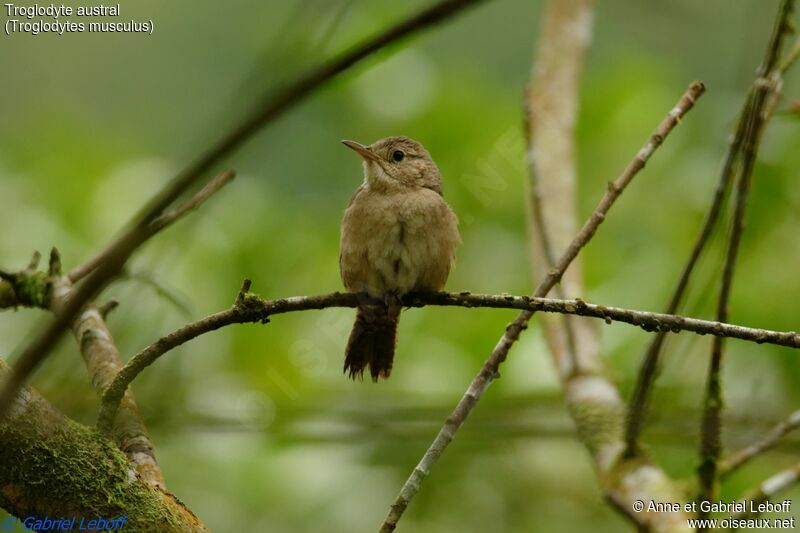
[{"left": 2, "top": 0, "right": 799, "bottom": 531}]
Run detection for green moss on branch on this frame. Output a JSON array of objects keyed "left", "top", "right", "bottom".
[{"left": 0, "top": 361, "right": 206, "bottom": 531}]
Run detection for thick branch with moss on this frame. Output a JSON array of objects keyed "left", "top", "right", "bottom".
[
  {"left": 1, "top": 250, "right": 165, "bottom": 488},
  {"left": 73, "top": 304, "right": 166, "bottom": 489},
  {"left": 0, "top": 252, "right": 49, "bottom": 310},
  {"left": 0, "top": 360, "right": 206, "bottom": 531}
]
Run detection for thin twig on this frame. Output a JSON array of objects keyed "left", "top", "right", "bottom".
[
  {"left": 379, "top": 81, "right": 705, "bottom": 533},
  {"left": 152, "top": 169, "right": 236, "bottom": 230},
  {"left": 98, "top": 299, "right": 120, "bottom": 319},
  {"left": 779, "top": 36, "right": 800, "bottom": 73},
  {"left": 698, "top": 0, "right": 795, "bottom": 507},
  {"left": 720, "top": 409, "right": 800, "bottom": 478},
  {"left": 625, "top": 83, "right": 749, "bottom": 460},
  {"left": 0, "top": 0, "right": 487, "bottom": 421},
  {"left": 26, "top": 250, "right": 41, "bottom": 271},
  {"left": 122, "top": 270, "right": 194, "bottom": 318},
  {"left": 74, "top": 305, "right": 166, "bottom": 488},
  {"left": 98, "top": 310, "right": 241, "bottom": 432},
  {"left": 91, "top": 284, "right": 800, "bottom": 435},
  {"left": 68, "top": 171, "right": 236, "bottom": 283},
  {"left": 626, "top": 0, "right": 798, "bottom": 461},
  {"left": 734, "top": 463, "right": 800, "bottom": 520},
  {"left": 48, "top": 247, "right": 62, "bottom": 277}
]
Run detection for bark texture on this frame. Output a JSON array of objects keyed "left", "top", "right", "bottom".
[{"left": 0, "top": 360, "right": 207, "bottom": 532}]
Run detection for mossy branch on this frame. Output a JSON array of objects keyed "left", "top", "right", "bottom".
[
  {"left": 0, "top": 250, "right": 165, "bottom": 489},
  {"left": 0, "top": 359, "right": 206, "bottom": 531}
]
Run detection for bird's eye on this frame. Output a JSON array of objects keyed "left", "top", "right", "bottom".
[{"left": 392, "top": 150, "right": 405, "bottom": 162}]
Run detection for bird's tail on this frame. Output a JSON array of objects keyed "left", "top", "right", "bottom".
[{"left": 344, "top": 303, "right": 400, "bottom": 381}]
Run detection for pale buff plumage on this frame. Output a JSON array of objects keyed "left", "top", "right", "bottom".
[{"left": 340, "top": 136, "right": 459, "bottom": 380}]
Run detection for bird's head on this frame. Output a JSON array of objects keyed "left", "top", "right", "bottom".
[{"left": 342, "top": 136, "right": 443, "bottom": 194}]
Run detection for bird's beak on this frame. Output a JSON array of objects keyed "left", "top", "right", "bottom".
[{"left": 341, "top": 140, "right": 380, "bottom": 162}]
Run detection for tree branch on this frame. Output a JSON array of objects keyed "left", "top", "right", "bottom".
[
  {"left": 698, "top": 0, "right": 795, "bottom": 506},
  {"left": 73, "top": 304, "right": 166, "bottom": 489},
  {"left": 625, "top": 0, "right": 798, "bottom": 463},
  {"left": 523, "top": 4, "right": 700, "bottom": 529},
  {"left": 68, "top": 170, "right": 236, "bottom": 283},
  {"left": 625, "top": 88, "right": 745, "bottom": 459},
  {"left": 2, "top": 250, "right": 166, "bottom": 488},
  {"left": 96, "top": 281, "right": 800, "bottom": 436},
  {"left": 719, "top": 409, "right": 800, "bottom": 479},
  {"left": 0, "top": 0, "right": 488, "bottom": 422},
  {"left": 524, "top": 0, "right": 594, "bottom": 378},
  {"left": 734, "top": 463, "right": 800, "bottom": 520},
  {"left": 0, "top": 251, "right": 48, "bottom": 310},
  {"left": 0, "top": 360, "right": 206, "bottom": 531},
  {"left": 379, "top": 81, "right": 705, "bottom": 532},
  {"left": 779, "top": 36, "right": 800, "bottom": 73}
]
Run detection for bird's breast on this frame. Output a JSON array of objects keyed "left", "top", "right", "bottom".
[{"left": 340, "top": 187, "right": 459, "bottom": 296}]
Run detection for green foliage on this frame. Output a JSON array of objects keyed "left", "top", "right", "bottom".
[{"left": 1, "top": 0, "right": 799, "bottom": 531}]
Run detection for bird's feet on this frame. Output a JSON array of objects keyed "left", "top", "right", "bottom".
[{"left": 383, "top": 290, "right": 400, "bottom": 313}]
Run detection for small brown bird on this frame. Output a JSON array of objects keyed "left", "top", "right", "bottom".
[{"left": 339, "top": 136, "right": 460, "bottom": 381}]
